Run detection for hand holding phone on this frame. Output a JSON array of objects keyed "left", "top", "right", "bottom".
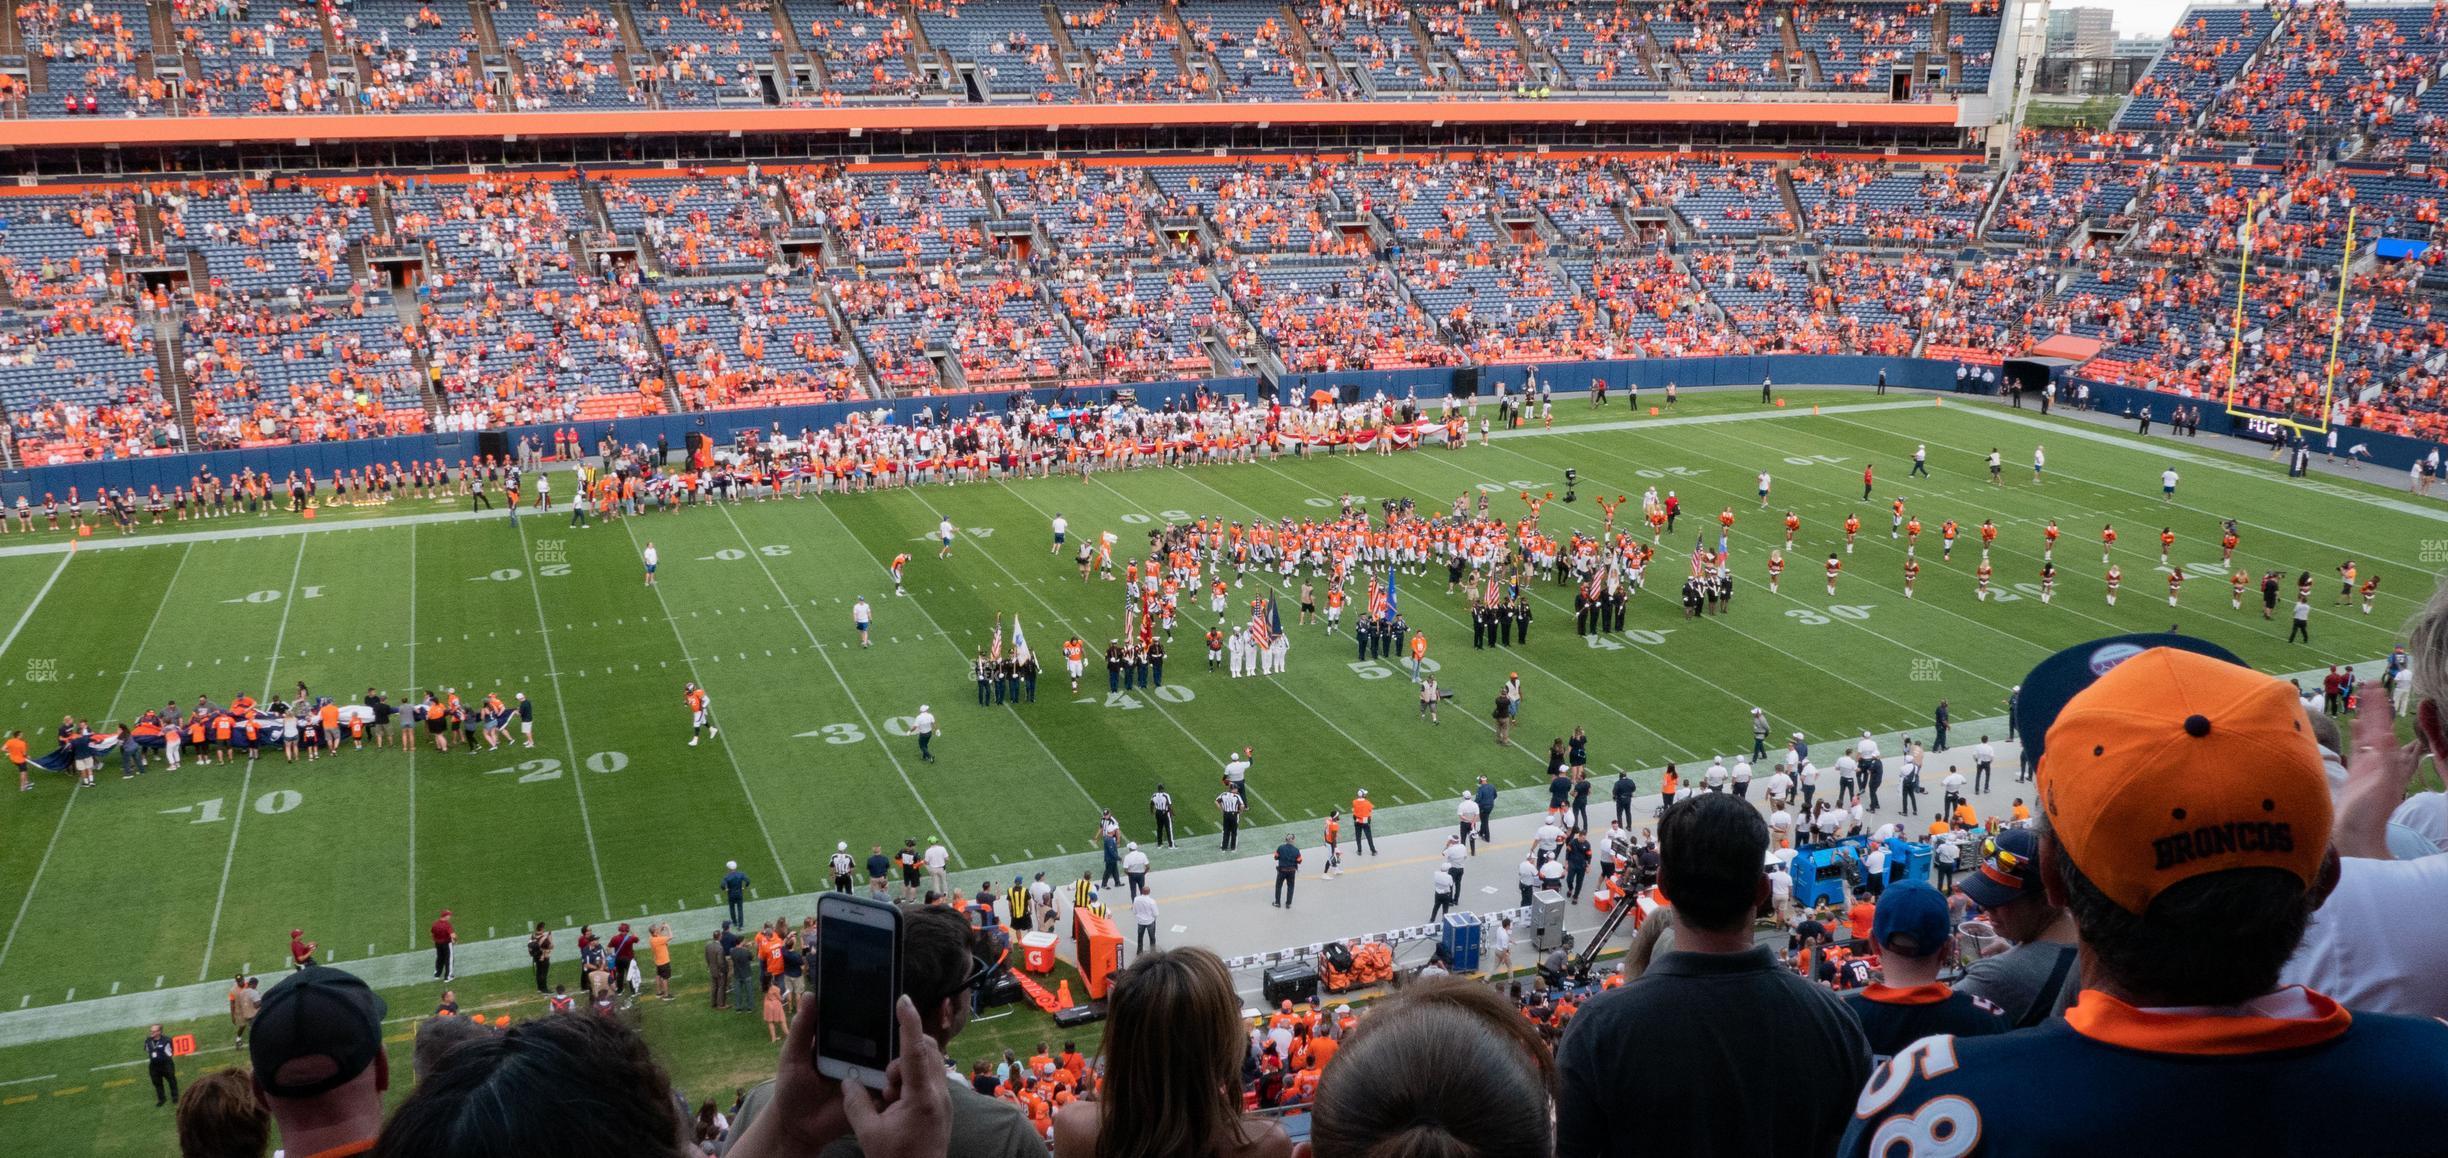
[{"left": 815, "top": 893, "right": 902, "bottom": 1091}]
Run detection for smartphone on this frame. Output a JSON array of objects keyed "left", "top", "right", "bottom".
[{"left": 814, "top": 893, "right": 902, "bottom": 1090}]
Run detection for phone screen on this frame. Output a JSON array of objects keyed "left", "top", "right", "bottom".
[{"left": 817, "top": 909, "right": 897, "bottom": 1077}]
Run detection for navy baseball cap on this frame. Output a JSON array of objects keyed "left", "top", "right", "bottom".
[
  {"left": 1957, "top": 828, "right": 2046, "bottom": 912},
  {"left": 1871, "top": 882, "right": 1952, "bottom": 958},
  {"left": 2014, "top": 633, "right": 2244, "bottom": 766},
  {"left": 248, "top": 965, "right": 388, "bottom": 1098}
]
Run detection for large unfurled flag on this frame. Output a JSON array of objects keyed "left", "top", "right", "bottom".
[
  {"left": 1481, "top": 571, "right": 1501, "bottom": 607},
  {"left": 1381, "top": 570, "right": 1399, "bottom": 623},
  {"left": 1366, "top": 575, "right": 1388, "bottom": 623},
  {"left": 989, "top": 614, "right": 1004, "bottom": 662},
  {"left": 1010, "top": 615, "right": 1029, "bottom": 660},
  {"left": 1249, "top": 597, "right": 1275, "bottom": 650}
]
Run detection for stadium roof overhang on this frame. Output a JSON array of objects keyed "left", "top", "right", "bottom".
[{"left": 0, "top": 99, "right": 1963, "bottom": 149}]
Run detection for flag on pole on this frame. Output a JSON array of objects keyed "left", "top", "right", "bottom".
[
  {"left": 989, "top": 614, "right": 1004, "bottom": 662},
  {"left": 1481, "top": 571, "right": 1500, "bottom": 606},
  {"left": 1382, "top": 570, "right": 1399, "bottom": 623},
  {"left": 1249, "top": 598, "right": 1275, "bottom": 650},
  {"left": 1366, "top": 575, "right": 1388, "bottom": 623},
  {"left": 1266, "top": 596, "right": 1283, "bottom": 643},
  {"left": 1010, "top": 615, "right": 1029, "bottom": 660}
]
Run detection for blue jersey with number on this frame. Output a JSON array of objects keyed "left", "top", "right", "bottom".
[{"left": 1842, "top": 992, "right": 2448, "bottom": 1157}]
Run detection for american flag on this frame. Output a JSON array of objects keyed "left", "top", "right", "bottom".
[
  {"left": 1366, "top": 576, "right": 1388, "bottom": 623},
  {"left": 989, "top": 614, "right": 1004, "bottom": 662},
  {"left": 1481, "top": 572, "right": 1501, "bottom": 606},
  {"left": 1249, "top": 597, "right": 1277, "bottom": 649}
]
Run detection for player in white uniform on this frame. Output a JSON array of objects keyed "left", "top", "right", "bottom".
[
  {"left": 1050, "top": 513, "right": 1067, "bottom": 555},
  {"left": 641, "top": 541, "right": 658, "bottom": 587},
  {"left": 853, "top": 598, "right": 873, "bottom": 648},
  {"left": 937, "top": 516, "right": 957, "bottom": 558}
]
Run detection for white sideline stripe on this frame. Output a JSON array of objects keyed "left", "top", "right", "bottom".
[
  {"left": 0, "top": 543, "right": 194, "bottom": 976},
  {"left": 519, "top": 528, "right": 613, "bottom": 921},
  {"left": 405, "top": 524, "right": 419, "bottom": 951},
  {"left": 619, "top": 518, "right": 794, "bottom": 895},
  {"left": 851, "top": 494, "right": 1101, "bottom": 812},
  {"left": 197, "top": 536, "right": 308, "bottom": 982},
  {"left": 718, "top": 502, "right": 963, "bottom": 870},
  {"left": 0, "top": 552, "right": 70, "bottom": 662}
]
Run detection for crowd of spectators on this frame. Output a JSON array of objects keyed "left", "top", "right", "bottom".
[{"left": 157, "top": 610, "right": 2448, "bottom": 1157}]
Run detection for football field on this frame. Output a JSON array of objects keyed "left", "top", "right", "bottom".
[{"left": 0, "top": 387, "right": 2431, "bottom": 1025}]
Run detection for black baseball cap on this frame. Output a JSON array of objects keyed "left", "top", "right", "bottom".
[
  {"left": 248, "top": 966, "right": 388, "bottom": 1098},
  {"left": 2014, "top": 633, "right": 2243, "bottom": 766},
  {"left": 1957, "top": 827, "right": 2046, "bottom": 911}
]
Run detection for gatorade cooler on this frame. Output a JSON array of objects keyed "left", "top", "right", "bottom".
[{"left": 1020, "top": 932, "right": 1059, "bottom": 974}]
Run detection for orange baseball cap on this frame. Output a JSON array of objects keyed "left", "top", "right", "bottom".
[{"left": 2038, "top": 647, "right": 2330, "bottom": 915}]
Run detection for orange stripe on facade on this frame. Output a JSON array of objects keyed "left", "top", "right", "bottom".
[{"left": 0, "top": 100, "right": 1960, "bottom": 148}]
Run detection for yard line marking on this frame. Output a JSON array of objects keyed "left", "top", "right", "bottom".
[
  {"left": 199, "top": 535, "right": 309, "bottom": 981},
  {"left": 1163, "top": 464, "right": 1622, "bottom": 778},
  {"left": 618, "top": 519, "right": 794, "bottom": 895},
  {"left": 1510, "top": 431, "right": 2049, "bottom": 686},
  {"left": 0, "top": 540, "right": 194, "bottom": 977},
  {"left": 1206, "top": 463, "right": 1687, "bottom": 757},
  {"left": 999, "top": 478, "right": 1426, "bottom": 808},
  {"left": 1828, "top": 411, "right": 2429, "bottom": 619},
  {"left": 0, "top": 1075, "right": 55, "bottom": 1088},
  {"left": 517, "top": 530, "right": 613, "bottom": 920},
  {"left": 0, "top": 552, "right": 70, "bottom": 663},
  {"left": 405, "top": 524, "right": 419, "bottom": 951},
  {"left": 1430, "top": 445, "right": 2004, "bottom": 708},
  {"left": 715, "top": 502, "right": 962, "bottom": 869}
]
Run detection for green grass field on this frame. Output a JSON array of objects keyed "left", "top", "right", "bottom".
[{"left": 0, "top": 386, "right": 2433, "bottom": 1156}]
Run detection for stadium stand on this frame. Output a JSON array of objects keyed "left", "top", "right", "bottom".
[{"left": 0, "top": 1, "right": 2437, "bottom": 454}]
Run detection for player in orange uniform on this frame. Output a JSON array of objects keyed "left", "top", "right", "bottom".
[
  {"left": 1978, "top": 519, "right": 1997, "bottom": 559},
  {"left": 1940, "top": 519, "right": 1958, "bottom": 562},
  {"left": 685, "top": 683, "right": 716, "bottom": 746},
  {"left": 1783, "top": 511, "right": 1800, "bottom": 547},
  {"left": 1904, "top": 516, "right": 1923, "bottom": 556},
  {"left": 2101, "top": 524, "right": 2117, "bottom": 564},
  {"left": 2221, "top": 528, "right": 2239, "bottom": 563},
  {"left": 2043, "top": 519, "right": 2060, "bottom": 560},
  {"left": 2158, "top": 527, "right": 2175, "bottom": 566},
  {"left": 889, "top": 552, "right": 910, "bottom": 595}
]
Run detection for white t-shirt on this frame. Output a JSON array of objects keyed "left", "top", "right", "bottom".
[
  {"left": 939, "top": 518, "right": 955, "bottom": 540},
  {"left": 1974, "top": 742, "right": 1996, "bottom": 765},
  {"left": 1052, "top": 516, "right": 1068, "bottom": 538},
  {"left": 1864, "top": 847, "right": 1889, "bottom": 876},
  {"left": 923, "top": 844, "right": 948, "bottom": 870},
  {"left": 1768, "top": 809, "right": 1793, "bottom": 832},
  {"left": 1857, "top": 737, "right": 1882, "bottom": 761},
  {"left": 1122, "top": 849, "right": 1149, "bottom": 874},
  {"left": 1443, "top": 843, "right": 1468, "bottom": 870},
  {"left": 1769, "top": 869, "right": 1793, "bottom": 899},
  {"left": 1942, "top": 771, "right": 1968, "bottom": 795},
  {"left": 2280, "top": 854, "right": 2448, "bottom": 1019},
  {"left": 641, "top": 545, "right": 658, "bottom": 567},
  {"left": 1732, "top": 761, "right": 1752, "bottom": 784},
  {"left": 1458, "top": 798, "right": 1481, "bottom": 823},
  {"left": 1489, "top": 921, "right": 1511, "bottom": 951},
  {"left": 912, "top": 710, "right": 936, "bottom": 736},
  {"left": 1767, "top": 772, "right": 1793, "bottom": 799},
  {"left": 1131, "top": 894, "right": 1158, "bottom": 926},
  {"left": 853, "top": 600, "right": 872, "bottom": 624},
  {"left": 1704, "top": 763, "right": 1728, "bottom": 788},
  {"left": 1834, "top": 755, "right": 1859, "bottom": 782},
  {"left": 1518, "top": 860, "right": 1542, "bottom": 888},
  {"left": 2162, "top": 469, "right": 2179, "bottom": 489},
  {"left": 1433, "top": 866, "right": 1456, "bottom": 896}
]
